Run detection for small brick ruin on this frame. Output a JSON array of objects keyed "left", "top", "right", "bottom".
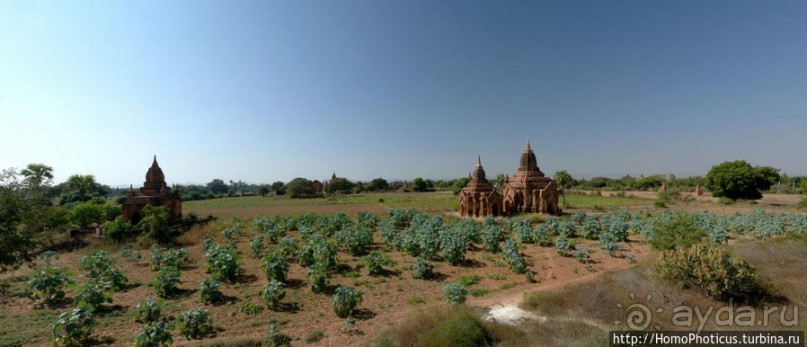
[{"left": 121, "top": 156, "right": 183, "bottom": 225}]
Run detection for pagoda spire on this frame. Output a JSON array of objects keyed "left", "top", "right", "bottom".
[{"left": 477, "top": 154, "right": 482, "bottom": 167}]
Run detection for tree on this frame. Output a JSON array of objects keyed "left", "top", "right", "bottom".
[
  {"left": 258, "top": 185, "right": 270, "bottom": 197},
  {"left": 705, "top": 160, "right": 780, "bottom": 200},
  {"left": 68, "top": 202, "right": 105, "bottom": 229},
  {"left": 285, "top": 178, "right": 317, "bottom": 198},
  {"left": 66, "top": 174, "right": 97, "bottom": 201},
  {"left": 0, "top": 169, "right": 39, "bottom": 270},
  {"left": 21, "top": 164, "right": 54, "bottom": 192},
  {"left": 412, "top": 178, "right": 428, "bottom": 192},
  {"left": 326, "top": 177, "right": 354, "bottom": 195},
  {"left": 367, "top": 178, "right": 389, "bottom": 192},
  {"left": 206, "top": 179, "right": 228, "bottom": 195},
  {"left": 452, "top": 177, "right": 469, "bottom": 195},
  {"left": 270, "top": 181, "right": 285, "bottom": 195},
  {"left": 554, "top": 170, "right": 572, "bottom": 208}
]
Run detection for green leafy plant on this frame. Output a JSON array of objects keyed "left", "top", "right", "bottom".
[
  {"left": 260, "top": 279, "right": 286, "bottom": 309},
  {"left": 134, "top": 297, "right": 162, "bottom": 323},
  {"left": 79, "top": 250, "right": 114, "bottom": 278},
  {"left": 266, "top": 323, "right": 292, "bottom": 346},
  {"left": 221, "top": 218, "right": 243, "bottom": 240},
  {"left": 335, "top": 225, "right": 374, "bottom": 256},
  {"left": 459, "top": 275, "right": 482, "bottom": 287},
  {"left": 199, "top": 277, "right": 224, "bottom": 304},
  {"left": 501, "top": 239, "right": 526, "bottom": 273},
  {"left": 261, "top": 250, "right": 290, "bottom": 283},
  {"left": 306, "top": 263, "right": 330, "bottom": 293},
  {"left": 250, "top": 235, "right": 266, "bottom": 258},
  {"left": 481, "top": 222, "right": 502, "bottom": 252},
  {"left": 150, "top": 245, "right": 191, "bottom": 271},
  {"left": 26, "top": 265, "right": 73, "bottom": 306},
  {"left": 442, "top": 282, "right": 467, "bottom": 304},
  {"left": 204, "top": 242, "right": 242, "bottom": 282},
  {"left": 76, "top": 280, "right": 112, "bottom": 312},
  {"left": 332, "top": 286, "right": 363, "bottom": 318},
  {"left": 51, "top": 308, "right": 96, "bottom": 347},
  {"left": 239, "top": 301, "right": 263, "bottom": 315},
  {"left": 152, "top": 266, "right": 181, "bottom": 298},
  {"left": 133, "top": 319, "right": 174, "bottom": 347},
  {"left": 411, "top": 257, "right": 435, "bottom": 280},
  {"left": 177, "top": 307, "right": 213, "bottom": 340},
  {"left": 554, "top": 234, "right": 571, "bottom": 256},
  {"left": 363, "top": 252, "right": 393, "bottom": 276},
  {"left": 120, "top": 246, "right": 142, "bottom": 262}
]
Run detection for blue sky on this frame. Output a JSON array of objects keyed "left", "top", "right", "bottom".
[{"left": 1, "top": 1, "right": 806, "bottom": 186}]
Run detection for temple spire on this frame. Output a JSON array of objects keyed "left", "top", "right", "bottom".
[
  {"left": 477, "top": 154, "right": 482, "bottom": 167},
  {"left": 525, "top": 139, "right": 531, "bottom": 151}
]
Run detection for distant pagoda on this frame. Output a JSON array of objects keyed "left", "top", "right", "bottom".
[
  {"left": 121, "top": 156, "right": 183, "bottom": 224},
  {"left": 458, "top": 156, "right": 502, "bottom": 217}
]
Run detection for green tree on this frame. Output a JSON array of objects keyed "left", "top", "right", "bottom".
[
  {"left": 285, "top": 177, "right": 317, "bottom": 198},
  {"left": 367, "top": 178, "right": 389, "bottom": 192},
  {"left": 1, "top": 169, "right": 48, "bottom": 269},
  {"left": 705, "top": 160, "right": 780, "bottom": 200},
  {"left": 138, "top": 205, "right": 173, "bottom": 244},
  {"left": 554, "top": 170, "right": 572, "bottom": 208},
  {"left": 20, "top": 163, "right": 54, "bottom": 194},
  {"left": 801, "top": 180, "right": 807, "bottom": 195},
  {"left": 206, "top": 179, "right": 229, "bottom": 195},
  {"left": 66, "top": 174, "right": 97, "bottom": 201},
  {"left": 270, "top": 181, "right": 285, "bottom": 195},
  {"left": 452, "top": 177, "right": 469, "bottom": 195},
  {"left": 412, "top": 177, "right": 428, "bottom": 192},
  {"left": 326, "top": 177, "right": 354, "bottom": 195},
  {"left": 258, "top": 185, "right": 270, "bottom": 197},
  {"left": 68, "top": 202, "right": 105, "bottom": 229}
]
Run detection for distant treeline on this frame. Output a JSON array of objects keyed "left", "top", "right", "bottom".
[{"left": 569, "top": 174, "right": 806, "bottom": 194}]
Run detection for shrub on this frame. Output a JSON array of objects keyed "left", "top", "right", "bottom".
[
  {"left": 150, "top": 247, "right": 191, "bottom": 271},
  {"left": 411, "top": 257, "right": 435, "bottom": 280},
  {"left": 335, "top": 225, "right": 374, "bottom": 256},
  {"left": 250, "top": 235, "right": 265, "bottom": 258},
  {"left": 363, "top": 252, "right": 393, "bottom": 276},
  {"left": 133, "top": 319, "right": 173, "bottom": 347},
  {"left": 52, "top": 308, "right": 96, "bottom": 347},
  {"left": 654, "top": 243, "right": 774, "bottom": 303},
  {"left": 648, "top": 213, "right": 705, "bottom": 251},
  {"left": 76, "top": 280, "right": 112, "bottom": 312},
  {"left": 420, "top": 308, "right": 492, "bottom": 347},
  {"left": 501, "top": 239, "right": 526, "bottom": 274},
  {"left": 266, "top": 323, "right": 292, "bottom": 346},
  {"left": 177, "top": 308, "right": 213, "bottom": 340},
  {"left": 98, "top": 266, "right": 128, "bottom": 291},
  {"left": 598, "top": 232, "right": 621, "bottom": 257},
  {"left": 261, "top": 250, "right": 290, "bottom": 283},
  {"left": 276, "top": 236, "right": 298, "bottom": 258},
  {"left": 439, "top": 224, "right": 469, "bottom": 266},
  {"left": 513, "top": 219, "right": 533, "bottom": 243},
  {"left": 221, "top": 218, "right": 243, "bottom": 240},
  {"left": 26, "top": 265, "right": 73, "bottom": 306},
  {"left": 554, "top": 234, "right": 571, "bottom": 256},
  {"left": 152, "top": 266, "right": 181, "bottom": 298},
  {"left": 259, "top": 279, "right": 286, "bottom": 309},
  {"left": 459, "top": 275, "right": 481, "bottom": 287},
  {"left": 134, "top": 297, "right": 162, "bottom": 323},
  {"left": 239, "top": 301, "right": 263, "bottom": 315},
  {"left": 332, "top": 286, "right": 363, "bottom": 318},
  {"left": 306, "top": 263, "right": 330, "bottom": 293},
  {"left": 120, "top": 246, "right": 142, "bottom": 262},
  {"left": 199, "top": 277, "right": 224, "bottom": 304},
  {"left": 442, "top": 282, "right": 468, "bottom": 304},
  {"left": 79, "top": 250, "right": 114, "bottom": 278},
  {"left": 103, "top": 216, "right": 133, "bottom": 242},
  {"left": 204, "top": 242, "right": 242, "bottom": 282},
  {"left": 481, "top": 222, "right": 502, "bottom": 252},
  {"left": 574, "top": 246, "right": 591, "bottom": 264}
]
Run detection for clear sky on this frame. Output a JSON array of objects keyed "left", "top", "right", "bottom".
[{"left": 2, "top": 1, "right": 806, "bottom": 186}]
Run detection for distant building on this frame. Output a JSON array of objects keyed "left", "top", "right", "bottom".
[
  {"left": 121, "top": 156, "right": 182, "bottom": 224},
  {"left": 459, "top": 142, "right": 561, "bottom": 217},
  {"left": 459, "top": 156, "right": 502, "bottom": 217}
]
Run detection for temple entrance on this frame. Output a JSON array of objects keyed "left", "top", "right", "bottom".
[
  {"left": 492, "top": 203, "right": 499, "bottom": 216},
  {"left": 131, "top": 212, "right": 143, "bottom": 225}
]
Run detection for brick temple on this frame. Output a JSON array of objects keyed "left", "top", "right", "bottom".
[
  {"left": 459, "top": 142, "right": 560, "bottom": 217},
  {"left": 121, "top": 156, "right": 183, "bottom": 224}
]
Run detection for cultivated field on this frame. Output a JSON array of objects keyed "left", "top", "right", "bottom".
[{"left": 1, "top": 191, "right": 805, "bottom": 346}]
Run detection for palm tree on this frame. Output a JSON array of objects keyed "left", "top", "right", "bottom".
[
  {"left": 20, "top": 163, "right": 54, "bottom": 189},
  {"left": 554, "top": 170, "right": 573, "bottom": 209},
  {"left": 67, "top": 174, "right": 97, "bottom": 200}
]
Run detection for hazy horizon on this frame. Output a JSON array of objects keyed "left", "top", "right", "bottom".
[{"left": 3, "top": 1, "right": 806, "bottom": 186}]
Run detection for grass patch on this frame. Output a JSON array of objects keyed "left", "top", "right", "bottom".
[{"left": 406, "top": 296, "right": 426, "bottom": 305}]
